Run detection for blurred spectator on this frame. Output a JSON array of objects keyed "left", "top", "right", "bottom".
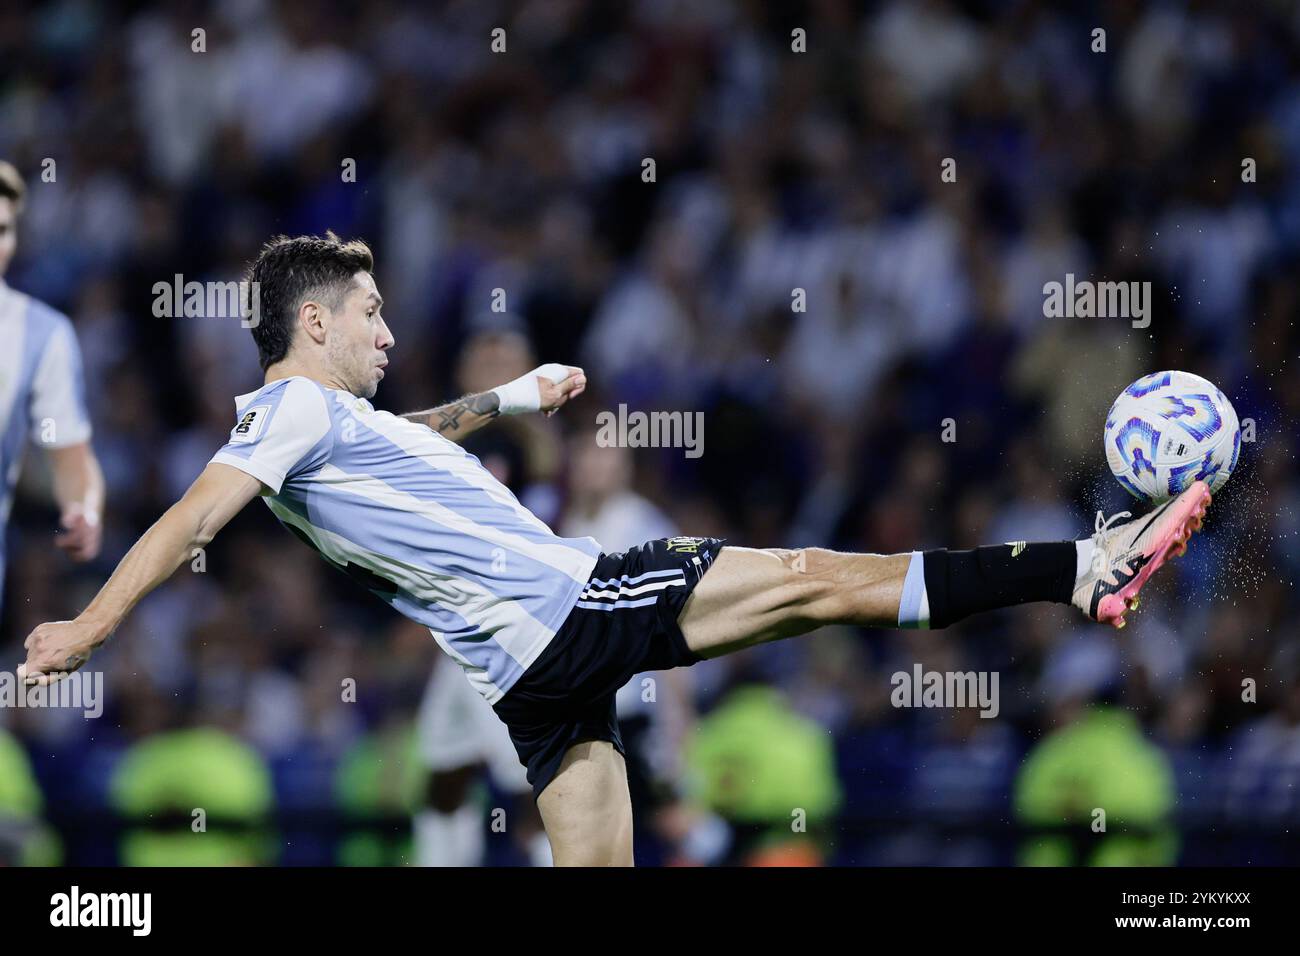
[
  {"left": 334, "top": 719, "right": 420, "bottom": 867},
  {"left": 1015, "top": 705, "right": 1177, "bottom": 866},
  {"left": 684, "top": 684, "right": 842, "bottom": 865},
  {"left": 109, "top": 726, "right": 274, "bottom": 866},
  {"left": 0, "top": 726, "right": 60, "bottom": 865}
]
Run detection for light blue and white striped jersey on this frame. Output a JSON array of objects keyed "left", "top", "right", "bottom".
[
  {"left": 0, "top": 280, "right": 93, "bottom": 586},
  {"left": 210, "top": 376, "right": 602, "bottom": 703}
]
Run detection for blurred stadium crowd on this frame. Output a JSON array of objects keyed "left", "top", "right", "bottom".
[{"left": 1, "top": 0, "right": 1299, "bottom": 865}]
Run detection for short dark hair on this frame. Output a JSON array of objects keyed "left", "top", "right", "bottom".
[
  {"left": 246, "top": 231, "right": 374, "bottom": 370},
  {"left": 0, "top": 161, "right": 26, "bottom": 216}
]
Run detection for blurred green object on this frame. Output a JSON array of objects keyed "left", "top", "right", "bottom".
[
  {"left": 1015, "top": 706, "right": 1177, "bottom": 866},
  {"left": 0, "top": 727, "right": 61, "bottom": 866},
  {"left": 684, "top": 686, "right": 842, "bottom": 825},
  {"left": 109, "top": 727, "right": 274, "bottom": 866},
  {"left": 0, "top": 727, "right": 42, "bottom": 816},
  {"left": 334, "top": 720, "right": 420, "bottom": 866}
]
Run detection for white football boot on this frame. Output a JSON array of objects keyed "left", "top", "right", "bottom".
[{"left": 1072, "top": 480, "right": 1212, "bottom": 628}]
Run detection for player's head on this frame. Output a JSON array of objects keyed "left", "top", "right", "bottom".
[
  {"left": 0, "top": 161, "right": 25, "bottom": 279},
  {"left": 247, "top": 231, "right": 394, "bottom": 398}
]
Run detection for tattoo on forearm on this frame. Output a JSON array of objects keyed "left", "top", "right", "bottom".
[{"left": 430, "top": 392, "right": 500, "bottom": 433}]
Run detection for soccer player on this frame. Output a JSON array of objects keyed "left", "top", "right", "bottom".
[
  {"left": 0, "top": 161, "right": 104, "bottom": 597},
  {"left": 19, "top": 233, "right": 1212, "bottom": 865}
]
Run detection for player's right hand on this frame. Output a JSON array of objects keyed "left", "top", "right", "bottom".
[
  {"left": 538, "top": 365, "right": 586, "bottom": 417},
  {"left": 19, "top": 619, "right": 103, "bottom": 685},
  {"left": 55, "top": 503, "right": 102, "bottom": 562}
]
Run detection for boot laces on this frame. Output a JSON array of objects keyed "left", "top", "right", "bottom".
[{"left": 1092, "top": 509, "right": 1132, "bottom": 549}]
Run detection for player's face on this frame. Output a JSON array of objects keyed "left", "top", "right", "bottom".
[
  {"left": 0, "top": 199, "right": 17, "bottom": 278},
  {"left": 326, "top": 270, "right": 394, "bottom": 399}
]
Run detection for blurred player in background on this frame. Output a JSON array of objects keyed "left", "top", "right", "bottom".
[
  {"left": 415, "top": 656, "right": 551, "bottom": 866},
  {"left": 0, "top": 160, "right": 103, "bottom": 866},
  {"left": 0, "top": 161, "right": 104, "bottom": 600}
]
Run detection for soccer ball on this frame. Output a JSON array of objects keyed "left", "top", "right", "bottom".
[{"left": 1104, "top": 370, "right": 1240, "bottom": 504}]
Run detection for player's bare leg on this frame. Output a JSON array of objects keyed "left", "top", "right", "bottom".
[
  {"left": 679, "top": 480, "right": 1212, "bottom": 655},
  {"left": 679, "top": 546, "right": 910, "bottom": 657},
  {"left": 536, "top": 741, "right": 634, "bottom": 866}
]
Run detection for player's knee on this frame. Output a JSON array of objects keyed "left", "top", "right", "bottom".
[
  {"left": 552, "top": 814, "right": 633, "bottom": 866},
  {"left": 555, "top": 837, "right": 628, "bottom": 867}
]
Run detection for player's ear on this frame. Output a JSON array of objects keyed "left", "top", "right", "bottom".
[{"left": 298, "top": 299, "right": 328, "bottom": 346}]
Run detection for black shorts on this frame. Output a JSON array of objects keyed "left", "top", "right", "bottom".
[{"left": 492, "top": 536, "right": 725, "bottom": 801}]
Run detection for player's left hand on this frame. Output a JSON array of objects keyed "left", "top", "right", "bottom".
[
  {"left": 538, "top": 366, "right": 586, "bottom": 417},
  {"left": 19, "top": 619, "right": 103, "bottom": 686},
  {"left": 55, "top": 503, "right": 102, "bottom": 562}
]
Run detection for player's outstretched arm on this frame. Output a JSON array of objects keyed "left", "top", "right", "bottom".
[
  {"left": 18, "top": 462, "right": 263, "bottom": 685},
  {"left": 401, "top": 364, "right": 586, "bottom": 443}
]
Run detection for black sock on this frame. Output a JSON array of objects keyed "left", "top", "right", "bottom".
[{"left": 922, "top": 543, "right": 1077, "bottom": 629}]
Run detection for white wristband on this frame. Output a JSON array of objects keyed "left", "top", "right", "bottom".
[{"left": 491, "top": 363, "right": 572, "bottom": 415}]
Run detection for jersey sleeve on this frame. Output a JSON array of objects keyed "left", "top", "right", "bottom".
[
  {"left": 28, "top": 315, "right": 92, "bottom": 449},
  {"left": 209, "top": 378, "right": 334, "bottom": 494}
]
